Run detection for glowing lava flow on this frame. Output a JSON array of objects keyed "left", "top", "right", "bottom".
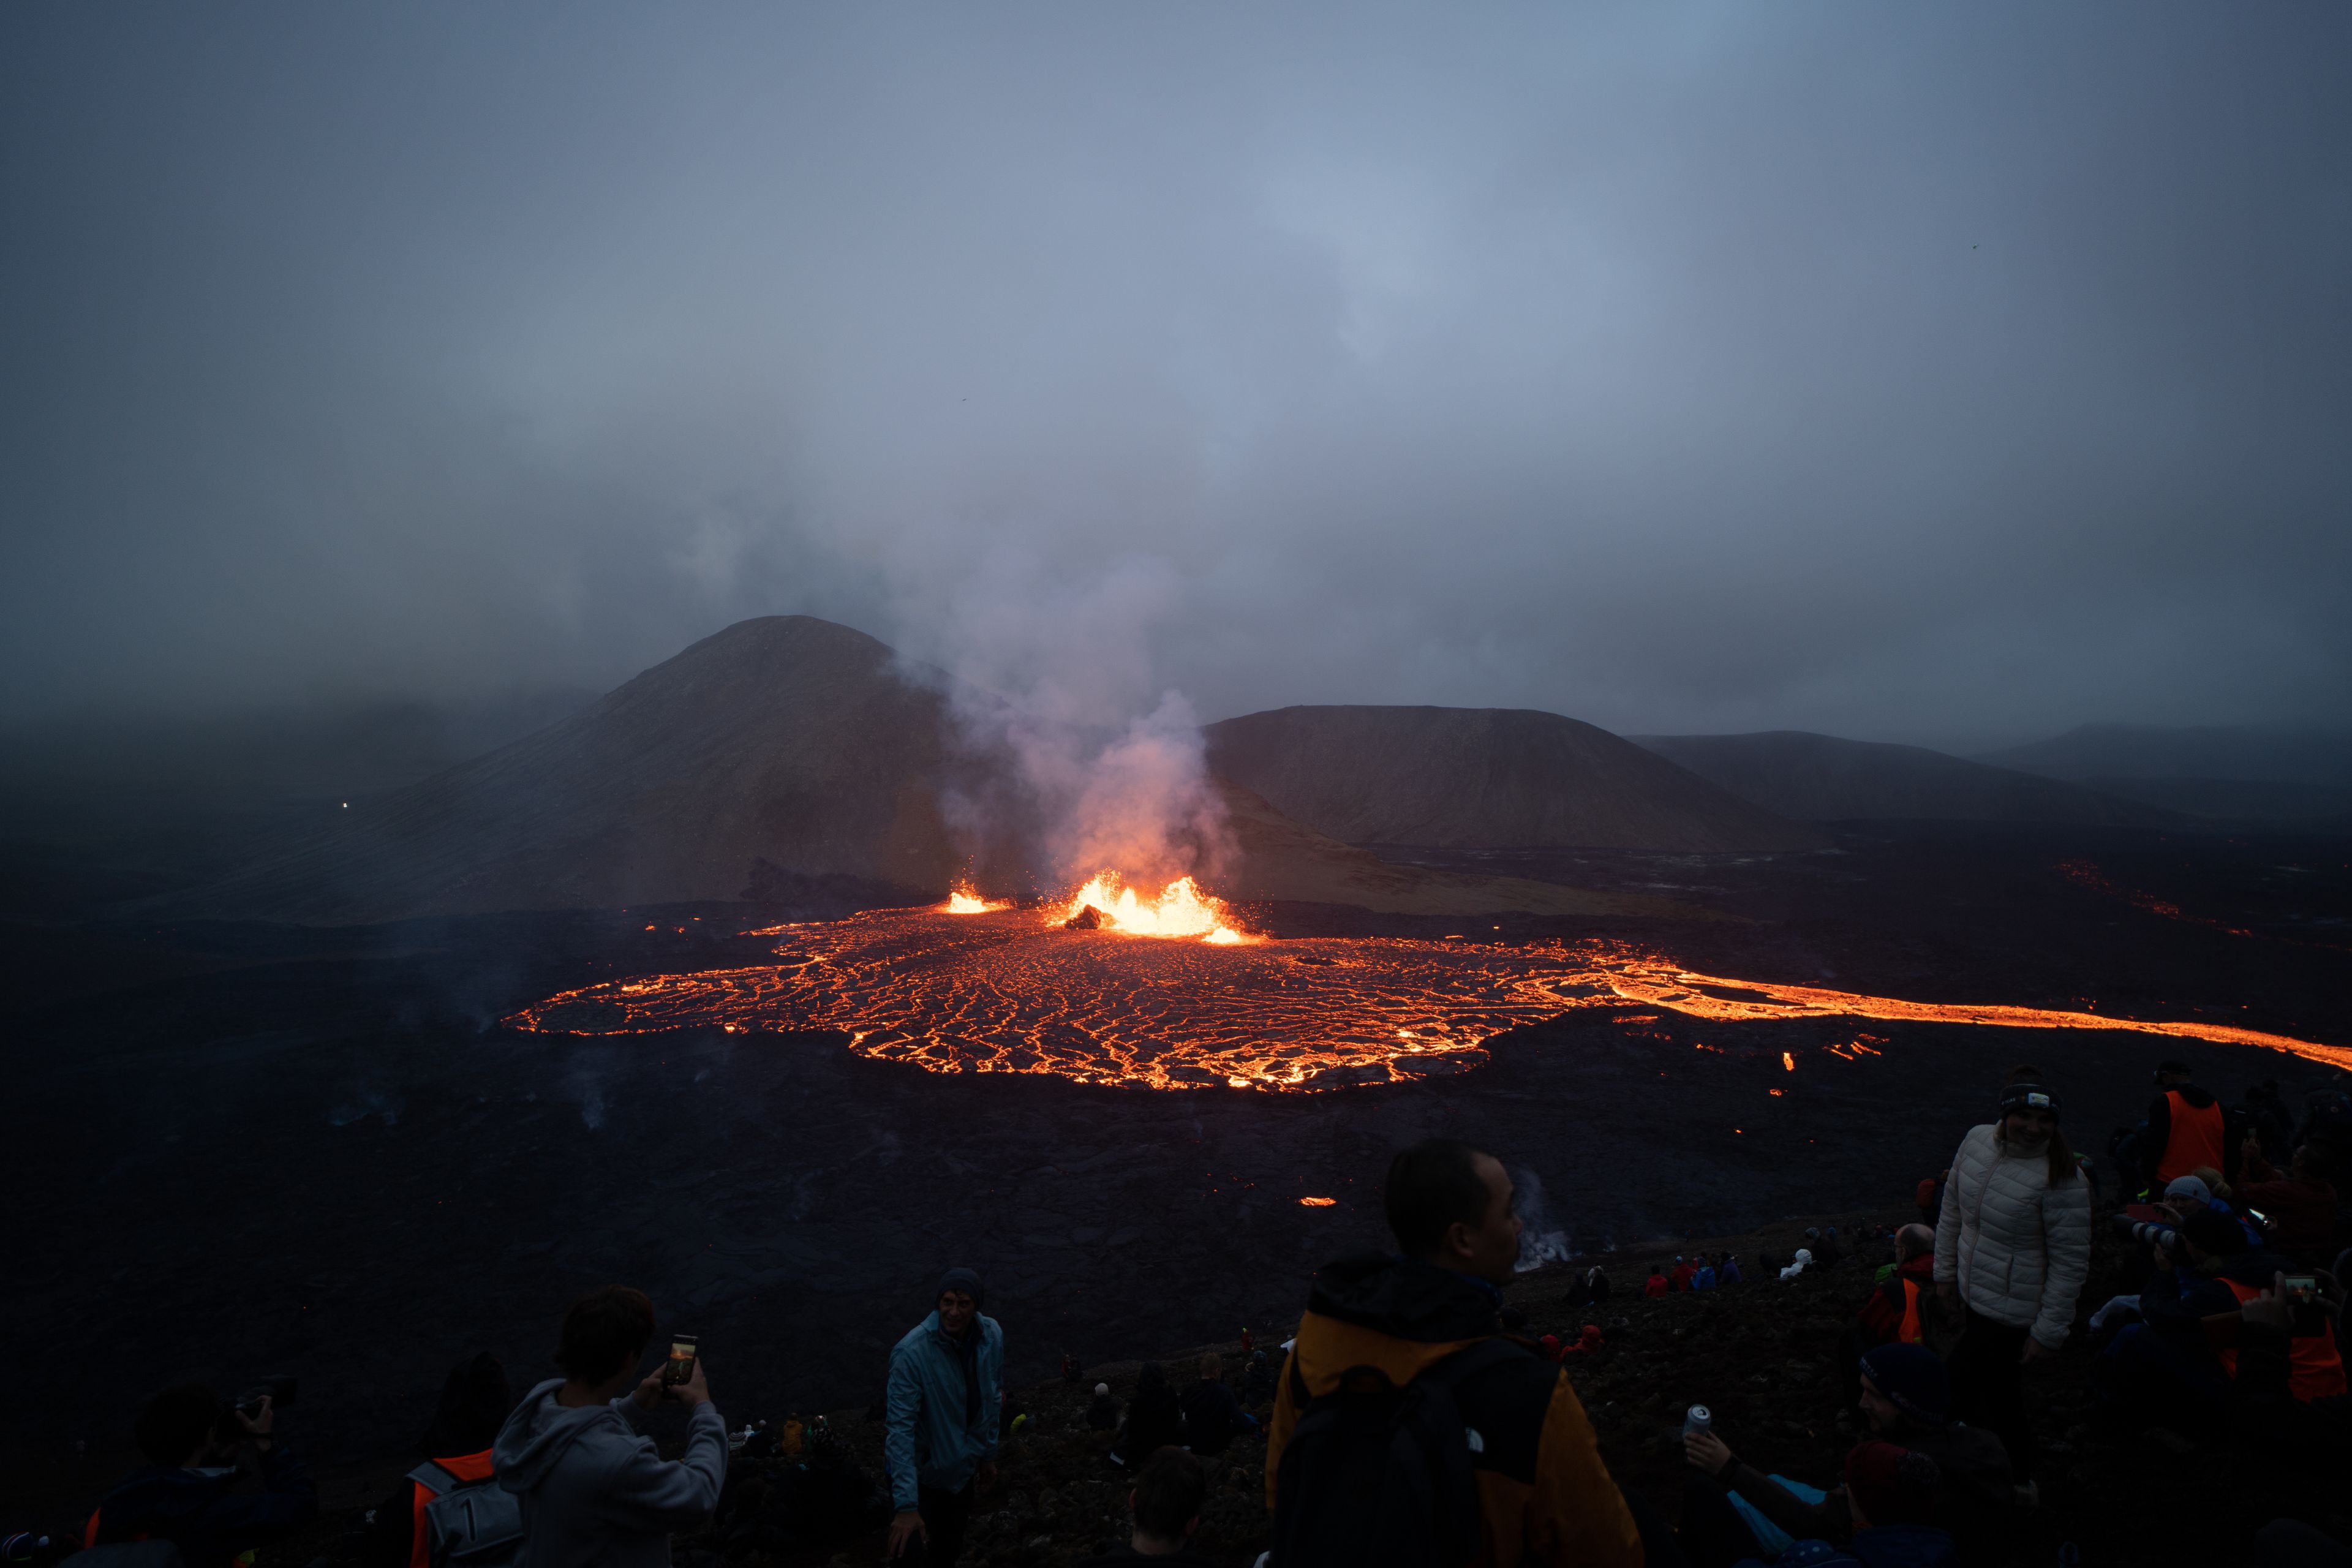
[
  {"left": 1603, "top": 960, "right": 2348, "bottom": 1062},
  {"left": 1061, "top": 873, "right": 1246, "bottom": 944},
  {"left": 503, "top": 910, "right": 2348, "bottom": 1091},
  {"left": 943, "top": 885, "right": 1006, "bottom": 914}
]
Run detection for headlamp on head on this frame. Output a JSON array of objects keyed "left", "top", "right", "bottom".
[{"left": 1998, "top": 1084, "right": 2060, "bottom": 1119}]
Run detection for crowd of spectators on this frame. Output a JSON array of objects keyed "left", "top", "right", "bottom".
[{"left": 55, "top": 1058, "right": 2352, "bottom": 1568}]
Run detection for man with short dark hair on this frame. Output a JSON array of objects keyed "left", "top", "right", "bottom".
[
  {"left": 86, "top": 1384, "right": 317, "bottom": 1565},
  {"left": 493, "top": 1284, "right": 726, "bottom": 1566},
  {"left": 1074, "top": 1447, "right": 1219, "bottom": 1566},
  {"left": 886, "top": 1267, "right": 1003, "bottom": 1566},
  {"left": 1266, "top": 1138, "right": 1646, "bottom": 1567}
]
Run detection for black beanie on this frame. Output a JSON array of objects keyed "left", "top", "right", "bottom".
[{"left": 938, "top": 1267, "right": 986, "bottom": 1309}]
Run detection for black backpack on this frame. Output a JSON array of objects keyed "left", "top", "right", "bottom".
[{"left": 1269, "top": 1338, "right": 1525, "bottom": 1568}]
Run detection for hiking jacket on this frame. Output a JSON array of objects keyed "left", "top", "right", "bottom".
[
  {"left": 2234, "top": 1152, "right": 2339, "bottom": 1257},
  {"left": 1266, "top": 1253, "right": 1642, "bottom": 1568},
  {"left": 1933, "top": 1124, "right": 2092, "bottom": 1348},
  {"left": 1857, "top": 1255, "right": 1937, "bottom": 1348},
  {"left": 1730, "top": 1524, "right": 1958, "bottom": 1567},
  {"left": 1719, "top": 1423, "right": 2009, "bottom": 1557},
  {"left": 491, "top": 1379, "right": 726, "bottom": 1567},
  {"left": 884, "top": 1310, "right": 1003, "bottom": 1510},
  {"left": 89, "top": 1445, "right": 317, "bottom": 1568}
]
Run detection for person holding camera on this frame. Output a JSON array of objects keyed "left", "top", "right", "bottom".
[
  {"left": 85, "top": 1384, "right": 317, "bottom": 1566},
  {"left": 492, "top": 1285, "right": 726, "bottom": 1567}
]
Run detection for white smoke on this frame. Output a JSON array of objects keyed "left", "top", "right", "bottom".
[
  {"left": 891, "top": 547, "right": 1234, "bottom": 891},
  {"left": 1512, "top": 1165, "right": 1575, "bottom": 1273}
]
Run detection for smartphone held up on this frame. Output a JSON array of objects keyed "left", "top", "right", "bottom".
[{"left": 663, "top": 1335, "right": 698, "bottom": 1389}]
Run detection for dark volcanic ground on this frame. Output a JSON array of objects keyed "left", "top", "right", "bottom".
[{"left": 3, "top": 821, "right": 2348, "bottom": 1511}]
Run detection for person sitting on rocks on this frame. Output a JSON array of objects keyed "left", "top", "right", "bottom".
[
  {"left": 1779, "top": 1248, "right": 1815, "bottom": 1282},
  {"left": 1566, "top": 1325, "right": 1605, "bottom": 1355},
  {"left": 1693, "top": 1257, "right": 1719, "bottom": 1291},
  {"left": 1178, "top": 1353, "right": 1254, "bottom": 1457},
  {"left": 1587, "top": 1265, "right": 1614, "bottom": 1304},
  {"left": 85, "top": 1383, "right": 318, "bottom": 1567},
  {"left": 1837, "top": 1224, "right": 1937, "bottom": 1409},
  {"left": 1110, "top": 1362, "right": 1183, "bottom": 1469},
  {"left": 2098, "top": 1209, "right": 2328, "bottom": 1429},
  {"left": 1720, "top": 1253, "right": 1744, "bottom": 1287},
  {"left": 1672, "top": 1255, "right": 1698, "bottom": 1291},
  {"left": 2227, "top": 1270, "right": 2352, "bottom": 1455},
  {"left": 1813, "top": 1227, "right": 1846, "bottom": 1268},
  {"left": 1240, "top": 1351, "right": 1276, "bottom": 1406},
  {"left": 2235, "top": 1135, "right": 2341, "bottom": 1262},
  {"left": 1075, "top": 1446, "right": 1219, "bottom": 1566},
  {"left": 1646, "top": 1266, "right": 1671, "bottom": 1298},
  {"left": 1088, "top": 1382, "right": 1123, "bottom": 1432},
  {"left": 1680, "top": 1344, "right": 2011, "bottom": 1567}
]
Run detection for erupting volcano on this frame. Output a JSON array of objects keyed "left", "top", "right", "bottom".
[{"left": 505, "top": 905, "right": 2350, "bottom": 1091}]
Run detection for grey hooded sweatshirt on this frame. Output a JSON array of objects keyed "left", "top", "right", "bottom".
[{"left": 492, "top": 1377, "right": 726, "bottom": 1567}]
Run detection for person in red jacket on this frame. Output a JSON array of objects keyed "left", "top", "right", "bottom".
[
  {"left": 1644, "top": 1267, "right": 1670, "bottom": 1298},
  {"left": 2235, "top": 1134, "right": 2341, "bottom": 1262}
]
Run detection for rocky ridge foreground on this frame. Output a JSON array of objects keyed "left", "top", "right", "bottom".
[{"left": 217, "top": 1205, "right": 2343, "bottom": 1568}]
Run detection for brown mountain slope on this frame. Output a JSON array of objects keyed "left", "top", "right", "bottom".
[
  {"left": 170, "top": 620, "right": 1719, "bottom": 925},
  {"left": 1204, "top": 706, "right": 1826, "bottom": 852},
  {"left": 1208, "top": 781, "right": 1704, "bottom": 919},
  {"left": 1631, "top": 730, "right": 2179, "bottom": 826},
  {"left": 177, "top": 616, "right": 966, "bottom": 922}
]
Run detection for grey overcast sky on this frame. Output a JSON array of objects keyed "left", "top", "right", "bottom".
[{"left": 3, "top": 2, "right": 2347, "bottom": 747}]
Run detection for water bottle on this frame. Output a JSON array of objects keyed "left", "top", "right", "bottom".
[{"left": 1683, "top": 1404, "right": 1712, "bottom": 1438}]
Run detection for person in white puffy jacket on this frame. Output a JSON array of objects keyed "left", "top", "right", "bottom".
[{"left": 1932, "top": 1072, "right": 2091, "bottom": 1495}]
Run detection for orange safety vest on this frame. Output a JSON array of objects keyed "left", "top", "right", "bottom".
[
  {"left": 1896, "top": 1278, "right": 1925, "bottom": 1344},
  {"left": 410, "top": 1449, "right": 499, "bottom": 1568},
  {"left": 2216, "top": 1280, "right": 2348, "bottom": 1401},
  {"left": 2156, "top": 1090, "right": 2227, "bottom": 1183}
]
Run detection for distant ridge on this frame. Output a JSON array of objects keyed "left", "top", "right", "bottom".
[
  {"left": 1975, "top": 723, "right": 2352, "bottom": 787},
  {"left": 1205, "top": 706, "right": 1826, "bottom": 852},
  {"left": 170, "top": 619, "right": 1732, "bottom": 925},
  {"left": 176, "top": 617, "right": 967, "bottom": 923},
  {"left": 1629, "top": 731, "right": 2175, "bottom": 826}
]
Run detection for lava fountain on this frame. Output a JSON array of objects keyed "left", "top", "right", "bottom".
[{"left": 505, "top": 905, "right": 2350, "bottom": 1091}]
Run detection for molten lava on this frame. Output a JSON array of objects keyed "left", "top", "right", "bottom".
[
  {"left": 504, "top": 908, "right": 2350, "bottom": 1092},
  {"left": 943, "top": 885, "right": 1006, "bottom": 914},
  {"left": 1060, "top": 873, "right": 1246, "bottom": 944}
]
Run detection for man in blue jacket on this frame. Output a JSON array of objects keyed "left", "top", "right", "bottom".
[{"left": 886, "top": 1267, "right": 1003, "bottom": 1566}]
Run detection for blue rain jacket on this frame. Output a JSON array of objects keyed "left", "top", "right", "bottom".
[{"left": 884, "top": 1311, "right": 1003, "bottom": 1510}]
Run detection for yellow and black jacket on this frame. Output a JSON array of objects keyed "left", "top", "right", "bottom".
[{"left": 1265, "top": 1253, "right": 1643, "bottom": 1568}]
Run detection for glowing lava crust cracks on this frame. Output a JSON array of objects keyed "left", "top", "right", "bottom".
[{"left": 503, "top": 910, "right": 2352, "bottom": 1093}]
